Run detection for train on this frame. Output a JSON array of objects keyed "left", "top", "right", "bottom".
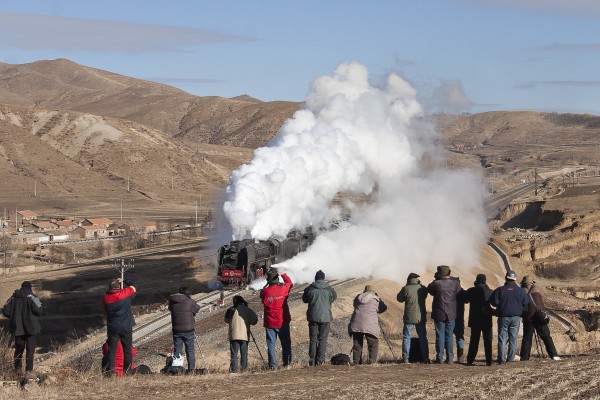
[{"left": 216, "top": 230, "right": 315, "bottom": 288}]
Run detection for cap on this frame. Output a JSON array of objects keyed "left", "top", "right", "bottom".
[
  {"left": 364, "top": 285, "right": 375, "bottom": 293},
  {"left": 315, "top": 270, "right": 325, "bottom": 281},
  {"left": 505, "top": 270, "right": 517, "bottom": 281},
  {"left": 437, "top": 265, "right": 451, "bottom": 277},
  {"left": 520, "top": 275, "right": 535, "bottom": 286}
]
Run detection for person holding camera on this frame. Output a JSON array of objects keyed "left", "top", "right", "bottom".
[
  {"left": 519, "top": 276, "right": 561, "bottom": 361},
  {"left": 102, "top": 277, "right": 139, "bottom": 377},
  {"left": 348, "top": 285, "right": 387, "bottom": 365},
  {"left": 2, "top": 281, "right": 43, "bottom": 380},
  {"left": 397, "top": 272, "right": 429, "bottom": 364},
  {"left": 463, "top": 273, "right": 494, "bottom": 366},
  {"left": 427, "top": 265, "right": 462, "bottom": 364},
  {"left": 260, "top": 269, "right": 293, "bottom": 370},
  {"left": 168, "top": 286, "right": 201, "bottom": 372},
  {"left": 302, "top": 269, "right": 337, "bottom": 366},
  {"left": 224, "top": 295, "right": 258, "bottom": 372},
  {"left": 490, "top": 270, "right": 528, "bottom": 364}
]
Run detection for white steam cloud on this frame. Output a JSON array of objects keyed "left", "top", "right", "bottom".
[{"left": 224, "top": 62, "right": 488, "bottom": 284}]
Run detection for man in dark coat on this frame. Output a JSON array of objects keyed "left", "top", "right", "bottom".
[
  {"left": 102, "top": 277, "right": 139, "bottom": 376},
  {"left": 463, "top": 273, "right": 494, "bottom": 365},
  {"left": 302, "top": 269, "right": 337, "bottom": 366},
  {"left": 427, "top": 265, "right": 462, "bottom": 364},
  {"left": 519, "top": 276, "right": 561, "bottom": 361},
  {"left": 397, "top": 272, "right": 429, "bottom": 363},
  {"left": 490, "top": 270, "right": 528, "bottom": 364},
  {"left": 2, "top": 281, "right": 42, "bottom": 379},
  {"left": 169, "top": 286, "right": 201, "bottom": 371}
]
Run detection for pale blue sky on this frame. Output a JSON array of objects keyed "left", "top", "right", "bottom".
[{"left": 1, "top": 0, "right": 600, "bottom": 114}]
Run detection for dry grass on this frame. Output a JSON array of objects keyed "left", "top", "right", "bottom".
[{"left": 6, "top": 356, "right": 600, "bottom": 400}]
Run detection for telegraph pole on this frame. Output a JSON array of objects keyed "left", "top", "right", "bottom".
[
  {"left": 34, "top": 181, "right": 37, "bottom": 197},
  {"left": 120, "top": 198, "right": 123, "bottom": 221},
  {"left": 114, "top": 258, "right": 134, "bottom": 289},
  {"left": 127, "top": 177, "right": 130, "bottom": 193},
  {"left": 534, "top": 168, "right": 538, "bottom": 196}
]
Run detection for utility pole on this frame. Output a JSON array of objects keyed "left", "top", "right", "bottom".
[
  {"left": 127, "top": 176, "right": 130, "bottom": 193},
  {"left": 195, "top": 201, "right": 198, "bottom": 225},
  {"left": 171, "top": 175, "right": 174, "bottom": 191},
  {"left": 34, "top": 181, "right": 37, "bottom": 197},
  {"left": 113, "top": 258, "right": 134, "bottom": 289},
  {"left": 120, "top": 198, "right": 123, "bottom": 221},
  {"left": 534, "top": 168, "right": 538, "bottom": 196}
]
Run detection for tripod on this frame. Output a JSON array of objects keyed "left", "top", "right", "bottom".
[
  {"left": 533, "top": 330, "right": 546, "bottom": 359},
  {"left": 379, "top": 320, "right": 399, "bottom": 363},
  {"left": 194, "top": 334, "right": 210, "bottom": 374},
  {"left": 250, "top": 330, "right": 267, "bottom": 368}
]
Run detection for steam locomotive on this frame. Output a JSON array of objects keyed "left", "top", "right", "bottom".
[{"left": 216, "top": 230, "right": 315, "bottom": 288}]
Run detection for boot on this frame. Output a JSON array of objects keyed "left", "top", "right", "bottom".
[{"left": 457, "top": 347, "right": 464, "bottom": 364}]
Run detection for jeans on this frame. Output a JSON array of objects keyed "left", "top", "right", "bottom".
[
  {"left": 352, "top": 333, "right": 379, "bottom": 365},
  {"left": 229, "top": 340, "right": 248, "bottom": 372},
  {"left": 454, "top": 319, "right": 465, "bottom": 351},
  {"left": 14, "top": 334, "right": 36, "bottom": 372},
  {"left": 466, "top": 325, "right": 492, "bottom": 365},
  {"left": 497, "top": 316, "right": 520, "bottom": 363},
  {"left": 173, "top": 330, "right": 196, "bottom": 371},
  {"left": 520, "top": 321, "right": 558, "bottom": 360},
  {"left": 434, "top": 319, "right": 455, "bottom": 363},
  {"left": 106, "top": 330, "right": 133, "bottom": 377},
  {"left": 402, "top": 322, "right": 429, "bottom": 361},
  {"left": 308, "top": 321, "right": 330, "bottom": 365},
  {"left": 265, "top": 325, "right": 291, "bottom": 370}
]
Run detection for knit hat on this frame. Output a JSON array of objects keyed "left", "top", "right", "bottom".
[
  {"left": 475, "top": 274, "right": 487, "bottom": 284},
  {"left": 437, "top": 265, "right": 451, "bottom": 277},
  {"left": 315, "top": 270, "right": 325, "bottom": 281},
  {"left": 407, "top": 272, "right": 420, "bottom": 282},
  {"left": 179, "top": 286, "right": 192, "bottom": 296},
  {"left": 505, "top": 270, "right": 517, "bottom": 281},
  {"left": 21, "top": 281, "right": 32, "bottom": 289},
  {"left": 520, "top": 275, "right": 535, "bottom": 286},
  {"left": 233, "top": 295, "right": 247, "bottom": 306},
  {"left": 364, "top": 285, "right": 375, "bottom": 293}
]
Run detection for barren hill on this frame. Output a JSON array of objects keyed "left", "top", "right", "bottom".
[{"left": 0, "top": 59, "right": 300, "bottom": 148}]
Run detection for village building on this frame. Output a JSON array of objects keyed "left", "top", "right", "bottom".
[
  {"left": 55, "top": 220, "right": 78, "bottom": 231},
  {"left": 11, "top": 232, "right": 50, "bottom": 245},
  {"left": 17, "top": 210, "right": 37, "bottom": 223},
  {"left": 72, "top": 225, "right": 108, "bottom": 239},
  {"left": 31, "top": 221, "right": 58, "bottom": 232},
  {"left": 48, "top": 230, "right": 69, "bottom": 242},
  {"left": 82, "top": 218, "right": 113, "bottom": 228}
]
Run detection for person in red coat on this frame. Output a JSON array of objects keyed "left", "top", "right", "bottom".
[
  {"left": 260, "top": 269, "right": 293, "bottom": 370},
  {"left": 102, "top": 341, "right": 136, "bottom": 377}
]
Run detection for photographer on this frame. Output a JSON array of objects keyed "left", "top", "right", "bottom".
[
  {"left": 102, "top": 278, "right": 138, "bottom": 377},
  {"left": 519, "top": 276, "right": 560, "bottom": 361},
  {"left": 168, "top": 286, "right": 201, "bottom": 372},
  {"left": 224, "top": 295, "right": 258, "bottom": 372}
]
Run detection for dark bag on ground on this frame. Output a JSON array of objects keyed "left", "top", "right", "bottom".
[
  {"left": 534, "top": 309, "right": 550, "bottom": 325},
  {"left": 331, "top": 353, "right": 351, "bottom": 366},
  {"left": 408, "top": 337, "right": 423, "bottom": 363},
  {"left": 160, "top": 355, "right": 185, "bottom": 375}
]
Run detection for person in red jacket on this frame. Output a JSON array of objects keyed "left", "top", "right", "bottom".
[
  {"left": 101, "top": 277, "right": 138, "bottom": 377},
  {"left": 260, "top": 269, "right": 293, "bottom": 370},
  {"left": 102, "top": 340, "right": 136, "bottom": 377}
]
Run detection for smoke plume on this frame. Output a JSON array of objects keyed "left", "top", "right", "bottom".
[{"left": 224, "top": 62, "right": 488, "bottom": 284}]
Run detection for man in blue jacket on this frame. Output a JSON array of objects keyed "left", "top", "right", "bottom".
[
  {"left": 102, "top": 278, "right": 139, "bottom": 376},
  {"left": 490, "top": 270, "right": 528, "bottom": 364}
]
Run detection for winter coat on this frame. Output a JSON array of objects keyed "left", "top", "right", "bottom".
[
  {"left": 396, "top": 278, "right": 428, "bottom": 324},
  {"left": 302, "top": 280, "right": 337, "bottom": 323},
  {"left": 168, "top": 293, "right": 201, "bottom": 333},
  {"left": 102, "top": 341, "right": 136, "bottom": 377},
  {"left": 2, "top": 286, "right": 42, "bottom": 336},
  {"left": 427, "top": 276, "right": 462, "bottom": 322},
  {"left": 102, "top": 279, "right": 139, "bottom": 335},
  {"left": 260, "top": 273, "right": 293, "bottom": 329},
  {"left": 224, "top": 303, "right": 258, "bottom": 341},
  {"left": 463, "top": 282, "right": 494, "bottom": 328},
  {"left": 523, "top": 285, "right": 546, "bottom": 323},
  {"left": 348, "top": 292, "right": 387, "bottom": 337},
  {"left": 490, "top": 281, "right": 528, "bottom": 318}
]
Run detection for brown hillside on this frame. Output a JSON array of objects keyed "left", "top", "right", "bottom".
[
  {"left": 0, "top": 103, "right": 253, "bottom": 213},
  {"left": 0, "top": 59, "right": 301, "bottom": 147}
]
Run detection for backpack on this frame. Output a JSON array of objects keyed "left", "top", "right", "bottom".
[
  {"left": 330, "top": 353, "right": 351, "bottom": 366},
  {"left": 408, "top": 337, "right": 423, "bottom": 363},
  {"left": 161, "top": 354, "right": 186, "bottom": 375}
]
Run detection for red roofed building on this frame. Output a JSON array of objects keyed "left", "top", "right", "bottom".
[
  {"left": 55, "top": 220, "right": 77, "bottom": 231},
  {"left": 17, "top": 210, "right": 37, "bottom": 222},
  {"left": 73, "top": 225, "right": 108, "bottom": 239},
  {"left": 82, "top": 218, "right": 113, "bottom": 228},
  {"left": 31, "top": 221, "right": 58, "bottom": 232}
]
